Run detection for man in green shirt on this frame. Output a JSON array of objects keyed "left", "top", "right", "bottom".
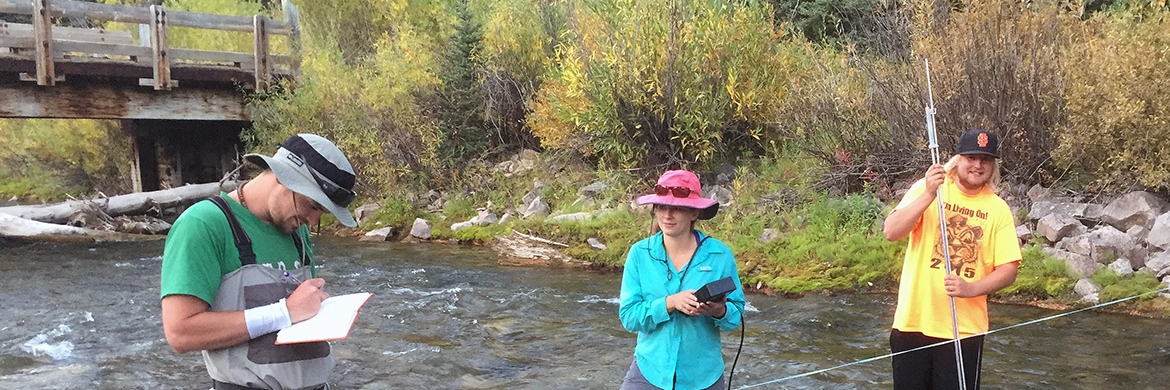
[{"left": 160, "top": 134, "right": 358, "bottom": 390}]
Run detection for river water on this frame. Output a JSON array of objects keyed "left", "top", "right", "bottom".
[{"left": 1, "top": 237, "right": 1168, "bottom": 389}]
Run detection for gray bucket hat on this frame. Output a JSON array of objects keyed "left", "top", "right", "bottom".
[{"left": 244, "top": 134, "right": 358, "bottom": 227}]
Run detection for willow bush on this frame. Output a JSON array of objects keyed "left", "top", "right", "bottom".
[
  {"left": 1058, "top": 11, "right": 1170, "bottom": 192},
  {"left": 529, "top": 0, "right": 794, "bottom": 171},
  {"left": 0, "top": 119, "right": 131, "bottom": 201},
  {"left": 248, "top": 0, "right": 447, "bottom": 194}
]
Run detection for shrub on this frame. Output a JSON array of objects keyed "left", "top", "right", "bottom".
[{"left": 1057, "top": 13, "right": 1170, "bottom": 192}]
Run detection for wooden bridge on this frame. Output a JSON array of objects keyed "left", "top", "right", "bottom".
[{"left": 0, "top": 0, "right": 301, "bottom": 191}]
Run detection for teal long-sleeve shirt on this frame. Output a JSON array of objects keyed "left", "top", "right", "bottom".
[{"left": 618, "top": 230, "right": 745, "bottom": 390}]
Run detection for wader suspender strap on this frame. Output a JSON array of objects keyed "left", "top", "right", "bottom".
[{"left": 206, "top": 196, "right": 306, "bottom": 266}]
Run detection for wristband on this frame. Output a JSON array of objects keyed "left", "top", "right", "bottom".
[{"left": 243, "top": 298, "right": 293, "bottom": 339}]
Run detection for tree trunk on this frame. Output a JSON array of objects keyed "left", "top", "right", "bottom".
[
  {"left": 0, "top": 181, "right": 239, "bottom": 224},
  {"left": 0, "top": 181, "right": 238, "bottom": 241}
]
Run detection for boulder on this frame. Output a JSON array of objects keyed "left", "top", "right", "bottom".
[
  {"left": 409, "top": 218, "right": 432, "bottom": 239},
  {"left": 579, "top": 181, "right": 608, "bottom": 198},
  {"left": 1026, "top": 201, "right": 1102, "bottom": 226},
  {"left": 1145, "top": 251, "right": 1170, "bottom": 277},
  {"left": 360, "top": 227, "right": 394, "bottom": 242},
  {"left": 353, "top": 203, "right": 380, "bottom": 226},
  {"left": 759, "top": 228, "right": 779, "bottom": 243},
  {"left": 1101, "top": 191, "right": 1169, "bottom": 232},
  {"left": 1107, "top": 258, "right": 1134, "bottom": 277},
  {"left": 1035, "top": 214, "right": 1086, "bottom": 243},
  {"left": 1147, "top": 212, "right": 1170, "bottom": 250},
  {"left": 1075, "top": 278, "right": 1101, "bottom": 297},
  {"left": 520, "top": 196, "right": 550, "bottom": 219},
  {"left": 704, "top": 185, "right": 733, "bottom": 206},
  {"left": 587, "top": 237, "right": 607, "bottom": 250},
  {"left": 1085, "top": 226, "right": 1147, "bottom": 267},
  {"left": 470, "top": 209, "right": 498, "bottom": 226},
  {"left": 1044, "top": 247, "right": 1100, "bottom": 279}
]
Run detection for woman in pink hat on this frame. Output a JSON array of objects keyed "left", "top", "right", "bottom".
[{"left": 618, "top": 170, "right": 746, "bottom": 390}]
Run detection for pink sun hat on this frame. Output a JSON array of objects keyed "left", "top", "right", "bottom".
[{"left": 635, "top": 170, "right": 720, "bottom": 220}]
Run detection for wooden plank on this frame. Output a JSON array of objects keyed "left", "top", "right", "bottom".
[
  {"left": 33, "top": 0, "right": 53, "bottom": 86},
  {"left": 0, "top": 82, "right": 249, "bottom": 120},
  {"left": 253, "top": 15, "right": 269, "bottom": 91},
  {"left": 0, "top": 0, "right": 32, "bottom": 14},
  {"left": 55, "top": 27, "right": 134, "bottom": 45},
  {"left": 50, "top": 0, "right": 151, "bottom": 25},
  {"left": 0, "top": 0, "right": 293, "bottom": 34},
  {"left": 4, "top": 23, "right": 133, "bottom": 45},
  {"left": 0, "top": 21, "right": 33, "bottom": 37},
  {"left": 0, "top": 36, "right": 34, "bottom": 51},
  {"left": 55, "top": 40, "right": 150, "bottom": 60},
  {"left": 149, "top": 4, "right": 171, "bottom": 90},
  {"left": 170, "top": 48, "right": 252, "bottom": 67},
  {"left": 168, "top": 10, "right": 292, "bottom": 35}
]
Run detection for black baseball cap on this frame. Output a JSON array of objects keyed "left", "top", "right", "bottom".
[{"left": 956, "top": 129, "right": 999, "bottom": 158}]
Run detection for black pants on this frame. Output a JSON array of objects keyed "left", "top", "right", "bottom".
[{"left": 890, "top": 329, "right": 984, "bottom": 390}]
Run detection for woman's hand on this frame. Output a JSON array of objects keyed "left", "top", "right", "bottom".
[
  {"left": 696, "top": 298, "right": 727, "bottom": 318},
  {"left": 667, "top": 290, "right": 700, "bottom": 316}
]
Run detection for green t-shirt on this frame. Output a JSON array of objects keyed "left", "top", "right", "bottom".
[{"left": 160, "top": 192, "right": 314, "bottom": 305}]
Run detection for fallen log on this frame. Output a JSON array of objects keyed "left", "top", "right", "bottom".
[
  {"left": 0, "top": 181, "right": 239, "bottom": 225},
  {"left": 0, "top": 212, "right": 159, "bottom": 243}
]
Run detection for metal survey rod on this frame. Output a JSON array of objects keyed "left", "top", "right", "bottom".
[{"left": 924, "top": 58, "right": 968, "bottom": 390}]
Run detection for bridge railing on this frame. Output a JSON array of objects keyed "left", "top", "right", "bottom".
[{"left": 0, "top": 0, "right": 299, "bottom": 91}]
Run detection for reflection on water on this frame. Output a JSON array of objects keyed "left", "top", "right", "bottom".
[{"left": 0, "top": 237, "right": 1168, "bottom": 389}]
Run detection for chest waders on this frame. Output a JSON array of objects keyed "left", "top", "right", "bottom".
[{"left": 203, "top": 196, "right": 334, "bottom": 390}]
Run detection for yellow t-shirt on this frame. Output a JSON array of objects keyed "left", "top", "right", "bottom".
[{"left": 891, "top": 178, "right": 1022, "bottom": 338}]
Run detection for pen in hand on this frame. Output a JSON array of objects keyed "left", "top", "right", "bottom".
[{"left": 283, "top": 271, "right": 302, "bottom": 284}]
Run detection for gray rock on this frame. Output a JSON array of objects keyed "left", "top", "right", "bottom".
[
  {"left": 1027, "top": 184, "right": 1051, "bottom": 202},
  {"left": 704, "top": 185, "right": 733, "bottom": 206},
  {"left": 1027, "top": 201, "right": 1102, "bottom": 226},
  {"left": 1145, "top": 251, "right": 1170, "bottom": 277},
  {"left": 1056, "top": 234, "right": 1092, "bottom": 257},
  {"left": 470, "top": 209, "right": 498, "bottom": 225},
  {"left": 1147, "top": 212, "right": 1170, "bottom": 250},
  {"left": 1044, "top": 247, "right": 1100, "bottom": 279},
  {"left": 1075, "top": 278, "right": 1101, "bottom": 297},
  {"left": 759, "top": 228, "right": 779, "bottom": 243},
  {"left": 1101, "top": 191, "right": 1169, "bottom": 232},
  {"left": 587, "top": 237, "right": 607, "bottom": 250},
  {"left": 1016, "top": 224, "right": 1033, "bottom": 243},
  {"left": 359, "top": 227, "right": 394, "bottom": 242},
  {"left": 1036, "top": 214, "right": 1086, "bottom": 243},
  {"left": 521, "top": 196, "right": 550, "bottom": 218},
  {"left": 353, "top": 203, "right": 380, "bottom": 226},
  {"left": 410, "top": 218, "right": 432, "bottom": 239},
  {"left": 579, "top": 181, "right": 608, "bottom": 198},
  {"left": 1086, "top": 226, "right": 1146, "bottom": 267},
  {"left": 1127, "top": 225, "right": 1150, "bottom": 243},
  {"left": 1082, "top": 293, "right": 1100, "bottom": 304},
  {"left": 521, "top": 185, "right": 544, "bottom": 206},
  {"left": 498, "top": 213, "right": 512, "bottom": 225},
  {"left": 450, "top": 221, "right": 473, "bottom": 231},
  {"left": 517, "top": 149, "right": 539, "bottom": 162},
  {"left": 1107, "top": 258, "right": 1134, "bottom": 277}
]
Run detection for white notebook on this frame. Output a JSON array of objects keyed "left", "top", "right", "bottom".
[{"left": 275, "top": 292, "right": 372, "bottom": 345}]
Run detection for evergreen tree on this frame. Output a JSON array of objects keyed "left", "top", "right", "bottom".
[{"left": 438, "top": 0, "right": 488, "bottom": 166}]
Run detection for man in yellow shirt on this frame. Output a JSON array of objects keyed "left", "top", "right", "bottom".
[{"left": 883, "top": 129, "right": 1022, "bottom": 390}]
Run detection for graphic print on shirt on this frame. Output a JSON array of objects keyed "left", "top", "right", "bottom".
[{"left": 932, "top": 213, "right": 983, "bottom": 277}]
